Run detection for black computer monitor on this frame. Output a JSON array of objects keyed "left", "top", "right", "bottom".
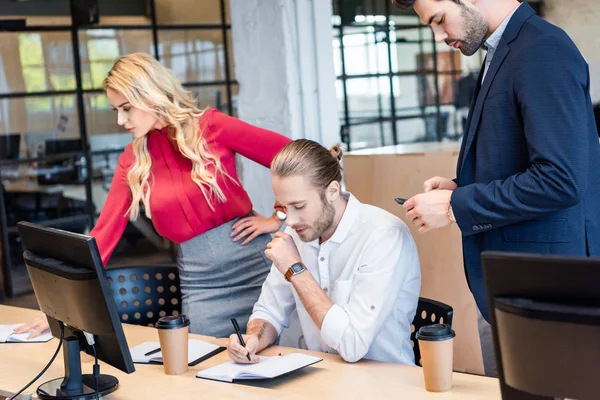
[
  {"left": 482, "top": 251, "right": 600, "bottom": 400},
  {"left": 17, "top": 221, "right": 134, "bottom": 400},
  {"left": 38, "top": 138, "right": 84, "bottom": 185},
  {"left": 44, "top": 138, "right": 82, "bottom": 155},
  {"left": 0, "top": 133, "right": 21, "bottom": 160}
]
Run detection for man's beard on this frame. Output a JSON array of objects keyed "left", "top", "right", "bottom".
[
  {"left": 299, "top": 195, "right": 336, "bottom": 243},
  {"left": 457, "top": 4, "right": 488, "bottom": 56}
]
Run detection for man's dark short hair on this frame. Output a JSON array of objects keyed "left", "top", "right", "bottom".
[{"left": 391, "top": 0, "right": 462, "bottom": 11}]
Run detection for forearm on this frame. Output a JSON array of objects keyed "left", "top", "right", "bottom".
[
  {"left": 246, "top": 319, "right": 278, "bottom": 352},
  {"left": 451, "top": 169, "right": 580, "bottom": 236},
  {"left": 290, "top": 272, "right": 333, "bottom": 329}
]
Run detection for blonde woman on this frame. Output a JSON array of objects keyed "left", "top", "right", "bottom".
[{"left": 16, "top": 53, "right": 291, "bottom": 338}]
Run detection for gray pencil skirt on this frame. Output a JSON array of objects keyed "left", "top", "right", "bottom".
[{"left": 177, "top": 216, "right": 271, "bottom": 338}]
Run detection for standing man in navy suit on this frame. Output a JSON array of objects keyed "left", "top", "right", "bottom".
[{"left": 392, "top": 0, "right": 600, "bottom": 383}]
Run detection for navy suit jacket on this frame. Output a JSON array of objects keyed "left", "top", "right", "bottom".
[{"left": 451, "top": 3, "right": 600, "bottom": 321}]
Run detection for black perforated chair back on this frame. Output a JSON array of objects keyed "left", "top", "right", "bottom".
[
  {"left": 105, "top": 265, "right": 181, "bottom": 328},
  {"left": 410, "top": 297, "right": 454, "bottom": 366}
]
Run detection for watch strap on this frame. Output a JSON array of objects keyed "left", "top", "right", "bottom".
[{"left": 284, "top": 262, "right": 306, "bottom": 281}]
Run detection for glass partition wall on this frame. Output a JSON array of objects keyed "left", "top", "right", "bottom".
[
  {"left": 0, "top": 0, "right": 236, "bottom": 297},
  {"left": 332, "top": 0, "right": 484, "bottom": 150}
]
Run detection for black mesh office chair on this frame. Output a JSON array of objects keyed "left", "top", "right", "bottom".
[
  {"left": 105, "top": 265, "right": 181, "bottom": 327},
  {"left": 410, "top": 297, "right": 454, "bottom": 366}
]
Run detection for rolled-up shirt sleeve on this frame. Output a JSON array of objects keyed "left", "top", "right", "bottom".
[
  {"left": 320, "top": 225, "right": 419, "bottom": 363},
  {"left": 249, "top": 264, "right": 297, "bottom": 336}
]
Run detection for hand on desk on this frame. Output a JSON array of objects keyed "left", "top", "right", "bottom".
[
  {"left": 227, "top": 333, "right": 260, "bottom": 364},
  {"left": 13, "top": 312, "right": 49, "bottom": 339}
]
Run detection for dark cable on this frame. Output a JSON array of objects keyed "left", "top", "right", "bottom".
[
  {"left": 92, "top": 344, "right": 100, "bottom": 400},
  {"left": 9, "top": 322, "right": 65, "bottom": 400}
]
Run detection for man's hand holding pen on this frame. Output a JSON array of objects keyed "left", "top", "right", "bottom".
[{"left": 227, "top": 333, "right": 260, "bottom": 364}]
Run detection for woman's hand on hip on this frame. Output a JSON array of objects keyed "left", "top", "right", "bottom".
[{"left": 231, "top": 212, "right": 282, "bottom": 245}]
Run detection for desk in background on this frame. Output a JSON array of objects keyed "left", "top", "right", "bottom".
[{"left": 0, "top": 305, "right": 500, "bottom": 400}]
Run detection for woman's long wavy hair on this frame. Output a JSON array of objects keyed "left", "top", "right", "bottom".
[{"left": 103, "top": 53, "right": 235, "bottom": 221}]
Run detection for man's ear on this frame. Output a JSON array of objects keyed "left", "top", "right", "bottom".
[{"left": 327, "top": 180, "right": 341, "bottom": 203}]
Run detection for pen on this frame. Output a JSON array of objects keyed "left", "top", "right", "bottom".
[
  {"left": 231, "top": 318, "right": 251, "bottom": 361},
  {"left": 144, "top": 347, "right": 161, "bottom": 357},
  {"left": 394, "top": 197, "right": 408, "bottom": 205}
]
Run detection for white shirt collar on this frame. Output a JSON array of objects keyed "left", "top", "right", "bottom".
[{"left": 483, "top": 3, "right": 521, "bottom": 52}]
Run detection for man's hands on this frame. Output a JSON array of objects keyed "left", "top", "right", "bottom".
[
  {"left": 423, "top": 176, "right": 458, "bottom": 192},
  {"left": 403, "top": 176, "right": 457, "bottom": 233},
  {"left": 226, "top": 320, "right": 278, "bottom": 364},
  {"left": 227, "top": 333, "right": 260, "bottom": 364},
  {"left": 265, "top": 232, "right": 302, "bottom": 275}
]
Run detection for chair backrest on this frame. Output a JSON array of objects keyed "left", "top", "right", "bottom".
[
  {"left": 410, "top": 297, "right": 454, "bottom": 366},
  {"left": 105, "top": 265, "right": 181, "bottom": 328}
]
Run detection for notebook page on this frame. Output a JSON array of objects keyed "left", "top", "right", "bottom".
[
  {"left": 129, "top": 342, "right": 160, "bottom": 363},
  {"left": 0, "top": 324, "right": 52, "bottom": 343},
  {"left": 196, "top": 353, "right": 322, "bottom": 382},
  {"left": 0, "top": 325, "right": 19, "bottom": 343}
]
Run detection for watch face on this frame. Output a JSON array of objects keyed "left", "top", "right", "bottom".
[{"left": 291, "top": 263, "right": 304, "bottom": 273}]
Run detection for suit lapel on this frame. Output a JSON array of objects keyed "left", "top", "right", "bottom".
[
  {"left": 458, "top": 42, "right": 510, "bottom": 175},
  {"left": 456, "top": 60, "right": 486, "bottom": 172}
]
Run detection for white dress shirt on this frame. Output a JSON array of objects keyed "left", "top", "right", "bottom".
[{"left": 250, "top": 192, "right": 421, "bottom": 364}]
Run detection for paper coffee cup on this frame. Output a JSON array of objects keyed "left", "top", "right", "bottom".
[
  {"left": 155, "top": 315, "right": 190, "bottom": 375},
  {"left": 416, "top": 324, "right": 456, "bottom": 392}
]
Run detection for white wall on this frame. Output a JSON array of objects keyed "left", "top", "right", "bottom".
[
  {"left": 230, "top": 0, "right": 339, "bottom": 216},
  {"left": 543, "top": 0, "right": 600, "bottom": 103}
]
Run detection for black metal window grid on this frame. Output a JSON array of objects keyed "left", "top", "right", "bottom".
[
  {"left": 333, "top": 0, "right": 483, "bottom": 151},
  {"left": 0, "top": 0, "right": 236, "bottom": 298}
]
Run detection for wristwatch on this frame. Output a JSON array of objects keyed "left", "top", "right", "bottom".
[{"left": 284, "top": 262, "right": 306, "bottom": 281}]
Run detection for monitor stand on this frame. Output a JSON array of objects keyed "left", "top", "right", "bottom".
[{"left": 36, "top": 336, "right": 119, "bottom": 400}]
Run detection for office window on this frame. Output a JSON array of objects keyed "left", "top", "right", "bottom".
[
  {"left": 82, "top": 30, "right": 120, "bottom": 93},
  {"left": 18, "top": 33, "right": 52, "bottom": 112},
  {"left": 0, "top": 0, "right": 238, "bottom": 298},
  {"left": 333, "top": 0, "right": 484, "bottom": 150},
  {"left": 88, "top": 37, "right": 119, "bottom": 89},
  {"left": 158, "top": 30, "right": 231, "bottom": 84},
  {"left": 18, "top": 32, "right": 77, "bottom": 113}
]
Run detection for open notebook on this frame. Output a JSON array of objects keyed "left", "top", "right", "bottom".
[
  {"left": 0, "top": 324, "right": 53, "bottom": 343},
  {"left": 196, "top": 353, "right": 322, "bottom": 383},
  {"left": 130, "top": 340, "right": 226, "bottom": 366}
]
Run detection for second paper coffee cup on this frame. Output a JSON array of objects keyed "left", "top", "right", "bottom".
[
  {"left": 416, "top": 323, "right": 456, "bottom": 392},
  {"left": 155, "top": 315, "right": 191, "bottom": 375}
]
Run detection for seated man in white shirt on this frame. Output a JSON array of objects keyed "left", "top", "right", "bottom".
[{"left": 227, "top": 139, "right": 421, "bottom": 364}]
